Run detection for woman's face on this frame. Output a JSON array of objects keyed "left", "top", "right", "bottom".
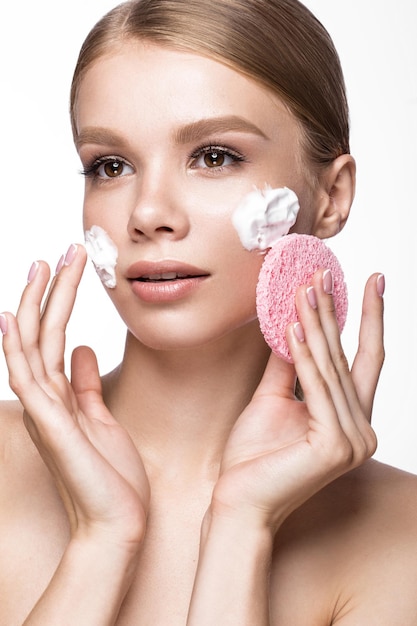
[{"left": 75, "top": 41, "right": 315, "bottom": 350}]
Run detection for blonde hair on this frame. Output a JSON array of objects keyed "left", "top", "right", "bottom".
[{"left": 70, "top": 0, "right": 350, "bottom": 176}]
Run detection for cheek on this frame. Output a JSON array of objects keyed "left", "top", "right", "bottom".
[
  {"left": 82, "top": 195, "right": 100, "bottom": 232},
  {"left": 82, "top": 181, "right": 133, "bottom": 230},
  {"left": 215, "top": 234, "right": 265, "bottom": 311},
  {"left": 289, "top": 182, "right": 318, "bottom": 235},
  {"left": 197, "top": 193, "right": 266, "bottom": 287}
]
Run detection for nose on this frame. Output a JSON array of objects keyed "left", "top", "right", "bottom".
[{"left": 127, "top": 167, "right": 190, "bottom": 243}]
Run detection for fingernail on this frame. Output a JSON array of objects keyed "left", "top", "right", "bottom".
[
  {"left": 27, "top": 261, "right": 39, "bottom": 284},
  {"left": 294, "top": 321, "right": 305, "bottom": 342},
  {"left": 55, "top": 254, "right": 65, "bottom": 275},
  {"left": 377, "top": 273, "right": 385, "bottom": 297},
  {"left": 323, "top": 269, "right": 333, "bottom": 295},
  {"left": 64, "top": 244, "right": 78, "bottom": 266},
  {"left": 306, "top": 286, "right": 317, "bottom": 309},
  {"left": 0, "top": 313, "right": 7, "bottom": 335}
]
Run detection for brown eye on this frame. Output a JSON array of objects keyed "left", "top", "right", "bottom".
[
  {"left": 103, "top": 160, "right": 124, "bottom": 177},
  {"left": 203, "top": 151, "right": 225, "bottom": 168},
  {"left": 81, "top": 156, "right": 134, "bottom": 180},
  {"left": 189, "top": 146, "right": 244, "bottom": 171}
]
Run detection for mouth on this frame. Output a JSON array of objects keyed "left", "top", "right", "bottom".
[
  {"left": 136, "top": 272, "right": 203, "bottom": 283},
  {"left": 127, "top": 262, "right": 209, "bottom": 303},
  {"left": 127, "top": 260, "right": 209, "bottom": 282}
]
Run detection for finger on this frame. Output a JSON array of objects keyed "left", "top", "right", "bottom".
[
  {"left": 38, "top": 244, "right": 87, "bottom": 374},
  {"left": 40, "top": 253, "right": 66, "bottom": 317},
  {"left": 71, "top": 345, "right": 113, "bottom": 424},
  {"left": 294, "top": 272, "right": 362, "bottom": 431},
  {"left": 1, "top": 311, "right": 69, "bottom": 461},
  {"left": 299, "top": 269, "right": 376, "bottom": 429},
  {"left": 351, "top": 273, "right": 385, "bottom": 419},
  {"left": 309, "top": 269, "right": 347, "bottom": 362},
  {"left": 15, "top": 260, "right": 51, "bottom": 380},
  {"left": 287, "top": 321, "right": 377, "bottom": 465},
  {"left": 252, "top": 350, "right": 296, "bottom": 400},
  {"left": 286, "top": 321, "right": 342, "bottom": 431},
  {"left": 1, "top": 311, "right": 58, "bottom": 423}
]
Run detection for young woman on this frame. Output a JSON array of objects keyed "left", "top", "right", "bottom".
[{"left": 1, "top": 0, "right": 416, "bottom": 624}]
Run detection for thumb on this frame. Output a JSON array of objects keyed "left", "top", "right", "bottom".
[
  {"left": 71, "top": 346, "right": 109, "bottom": 420},
  {"left": 253, "top": 350, "right": 296, "bottom": 400}
]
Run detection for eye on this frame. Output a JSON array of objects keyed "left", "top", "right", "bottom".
[
  {"left": 100, "top": 160, "right": 126, "bottom": 178},
  {"left": 81, "top": 156, "right": 134, "bottom": 180},
  {"left": 190, "top": 145, "right": 246, "bottom": 170},
  {"left": 202, "top": 150, "right": 227, "bottom": 168}
]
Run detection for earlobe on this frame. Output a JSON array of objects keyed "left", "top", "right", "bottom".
[{"left": 312, "top": 154, "right": 356, "bottom": 239}]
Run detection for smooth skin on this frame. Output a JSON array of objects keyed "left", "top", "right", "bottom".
[{"left": 1, "top": 43, "right": 417, "bottom": 625}]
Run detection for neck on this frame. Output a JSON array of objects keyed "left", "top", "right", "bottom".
[{"left": 102, "top": 323, "right": 270, "bottom": 482}]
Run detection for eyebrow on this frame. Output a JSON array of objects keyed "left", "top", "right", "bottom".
[
  {"left": 75, "top": 115, "right": 268, "bottom": 151},
  {"left": 174, "top": 115, "right": 268, "bottom": 144},
  {"left": 75, "top": 128, "right": 129, "bottom": 151}
]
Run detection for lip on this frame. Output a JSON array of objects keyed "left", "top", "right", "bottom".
[{"left": 126, "top": 260, "right": 210, "bottom": 303}]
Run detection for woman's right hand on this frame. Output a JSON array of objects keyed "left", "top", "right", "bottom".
[{"left": 0, "top": 244, "right": 150, "bottom": 549}]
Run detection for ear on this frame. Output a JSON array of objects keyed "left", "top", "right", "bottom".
[{"left": 312, "top": 154, "right": 356, "bottom": 239}]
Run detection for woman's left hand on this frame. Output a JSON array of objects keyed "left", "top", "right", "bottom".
[{"left": 212, "top": 270, "right": 384, "bottom": 528}]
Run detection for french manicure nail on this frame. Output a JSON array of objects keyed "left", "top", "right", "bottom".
[
  {"left": 377, "top": 273, "right": 385, "bottom": 297},
  {"left": 27, "top": 261, "right": 39, "bottom": 284},
  {"left": 294, "top": 321, "right": 305, "bottom": 342},
  {"left": 64, "top": 244, "right": 78, "bottom": 266},
  {"left": 0, "top": 313, "right": 7, "bottom": 335},
  {"left": 306, "top": 286, "right": 317, "bottom": 309},
  {"left": 55, "top": 254, "right": 65, "bottom": 275},
  {"left": 323, "top": 269, "right": 333, "bottom": 295}
]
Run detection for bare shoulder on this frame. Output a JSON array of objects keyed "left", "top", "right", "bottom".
[
  {"left": 0, "top": 398, "right": 55, "bottom": 522},
  {"left": 0, "top": 398, "right": 41, "bottom": 473},
  {"left": 0, "top": 398, "right": 30, "bottom": 467},
  {"left": 0, "top": 398, "right": 24, "bottom": 425},
  {"left": 270, "top": 460, "right": 417, "bottom": 625}
]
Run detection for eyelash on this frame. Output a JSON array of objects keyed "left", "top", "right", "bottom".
[
  {"left": 80, "top": 143, "right": 247, "bottom": 180},
  {"left": 80, "top": 155, "right": 132, "bottom": 179},
  {"left": 188, "top": 144, "right": 247, "bottom": 170}
]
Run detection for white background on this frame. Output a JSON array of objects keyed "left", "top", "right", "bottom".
[{"left": 1, "top": 2, "right": 416, "bottom": 472}]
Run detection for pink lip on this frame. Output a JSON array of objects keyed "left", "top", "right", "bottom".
[
  {"left": 126, "top": 260, "right": 209, "bottom": 280},
  {"left": 126, "top": 260, "right": 210, "bottom": 303}
]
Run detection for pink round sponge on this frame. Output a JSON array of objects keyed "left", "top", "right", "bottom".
[{"left": 256, "top": 234, "right": 348, "bottom": 362}]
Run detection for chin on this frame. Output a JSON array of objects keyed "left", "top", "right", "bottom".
[
  {"left": 125, "top": 314, "right": 262, "bottom": 356},
  {"left": 125, "top": 324, "right": 214, "bottom": 353}
]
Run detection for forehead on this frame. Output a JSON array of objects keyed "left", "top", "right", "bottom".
[{"left": 74, "top": 41, "right": 300, "bottom": 143}]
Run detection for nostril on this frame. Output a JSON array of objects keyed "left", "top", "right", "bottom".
[
  {"left": 156, "top": 226, "right": 174, "bottom": 233},
  {"left": 133, "top": 225, "right": 174, "bottom": 237}
]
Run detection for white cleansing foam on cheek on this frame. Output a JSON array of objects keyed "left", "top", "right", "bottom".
[
  {"left": 232, "top": 186, "right": 300, "bottom": 251},
  {"left": 84, "top": 225, "right": 118, "bottom": 288}
]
